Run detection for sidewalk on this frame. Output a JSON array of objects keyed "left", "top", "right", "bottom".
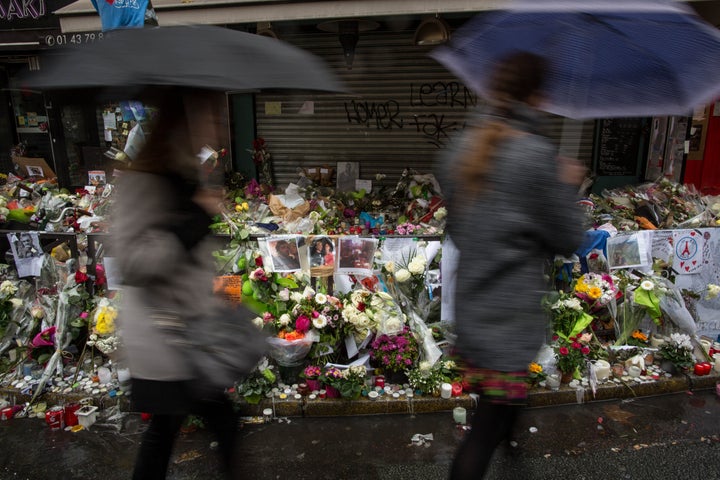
[{"left": 3, "top": 370, "right": 716, "bottom": 419}]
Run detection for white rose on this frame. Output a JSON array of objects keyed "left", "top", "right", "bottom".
[
  {"left": 706, "top": 284, "right": 720, "bottom": 300},
  {"left": 408, "top": 256, "right": 426, "bottom": 275},
  {"left": 433, "top": 207, "right": 447, "bottom": 220},
  {"left": 312, "top": 315, "right": 328, "bottom": 329},
  {"left": 302, "top": 286, "right": 316, "bottom": 299},
  {"left": 252, "top": 317, "right": 264, "bottom": 329},
  {"left": 384, "top": 261, "right": 395, "bottom": 273},
  {"left": 314, "top": 293, "right": 327, "bottom": 305},
  {"left": 395, "top": 269, "right": 411, "bottom": 283},
  {"left": 10, "top": 298, "right": 23, "bottom": 308},
  {"left": 279, "top": 314, "right": 292, "bottom": 326},
  {"left": 290, "top": 292, "right": 304, "bottom": 303},
  {"left": 278, "top": 288, "right": 290, "bottom": 301}
]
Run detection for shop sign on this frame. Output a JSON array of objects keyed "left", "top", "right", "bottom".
[{"left": 0, "top": 0, "right": 74, "bottom": 29}]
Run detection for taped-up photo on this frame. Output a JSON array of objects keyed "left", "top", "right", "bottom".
[
  {"left": 308, "top": 236, "right": 335, "bottom": 268},
  {"left": 607, "top": 233, "right": 648, "bottom": 270},
  {"left": 336, "top": 237, "right": 377, "bottom": 276},
  {"left": 7, "top": 231, "right": 43, "bottom": 278},
  {"left": 266, "top": 236, "right": 301, "bottom": 272}
]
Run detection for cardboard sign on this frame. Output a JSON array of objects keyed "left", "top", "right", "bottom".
[{"left": 12, "top": 157, "right": 56, "bottom": 179}]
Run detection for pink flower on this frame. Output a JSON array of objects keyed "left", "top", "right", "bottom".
[
  {"left": 295, "top": 315, "right": 311, "bottom": 333},
  {"left": 581, "top": 346, "right": 591, "bottom": 355},
  {"left": 31, "top": 326, "right": 56, "bottom": 348},
  {"left": 559, "top": 347, "right": 569, "bottom": 356}
]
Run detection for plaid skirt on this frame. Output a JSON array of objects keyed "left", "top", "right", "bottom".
[{"left": 461, "top": 366, "right": 528, "bottom": 405}]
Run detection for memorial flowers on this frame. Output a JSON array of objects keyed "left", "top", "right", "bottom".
[
  {"left": 369, "top": 324, "right": 420, "bottom": 373},
  {"left": 573, "top": 272, "right": 619, "bottom": 312},
  {"left": 86, "top": 297, "right": 120, "bottom": 355},
  {"left": 341, "top": 290, "right": 405, "bottom": 342},
  {"left": 321, "top": 365, "right": 367, "bottom": 399},
  {"left": 552, "top": 332, "right": 592, "bottom": 378},
  {"left": 658, "top": 333, "right": 695, "bottom": 371}
]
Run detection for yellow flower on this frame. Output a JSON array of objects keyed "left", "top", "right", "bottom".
[
  {"left": 529, "top": 362, "right": 543, "bottom": 374},
  {"left": 95, "top": 306, "right": 117, "bottom": 335},
  {"left": 588, "top": 286, "right": 602, "bottom": 300},
  {"left": 574, "top": 281, "right": 589, "bottom": 293}
]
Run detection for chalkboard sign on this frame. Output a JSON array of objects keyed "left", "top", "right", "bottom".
[{"left": 595, "top": 118, "right": 645, "bottom": 176}]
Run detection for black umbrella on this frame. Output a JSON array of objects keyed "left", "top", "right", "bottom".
[{"left": 23, "top": 24, "right": 346, "bottom": 94}]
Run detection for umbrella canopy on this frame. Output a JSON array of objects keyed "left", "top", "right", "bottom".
[
  {"left": 431, "top": 0, "right": 720, "bottom": 119},
  {"left": 23, "top": 25, "right": 346, "bottom": 94}
]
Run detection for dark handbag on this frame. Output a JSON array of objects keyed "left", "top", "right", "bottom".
[{"left": 150, "top": 304, "right": 267, "bottom": 397}]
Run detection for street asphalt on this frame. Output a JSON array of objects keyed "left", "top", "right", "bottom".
[{"left": 0, "top": 389, "right": 718, "bottom": 480}]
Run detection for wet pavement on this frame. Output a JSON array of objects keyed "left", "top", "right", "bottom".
[{"left": 0, "top": 389, "right": 718, "bottom": 480}]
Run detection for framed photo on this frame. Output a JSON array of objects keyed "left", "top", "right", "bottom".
[
  {"left": 7, "top": 232, "right": 43, "bottom": 278},
  {"left": 336, "top": 162, "right": 359, "bottom": 192},
  {"left": 336, "top": 237, "right": 377, "bottom": 276}
]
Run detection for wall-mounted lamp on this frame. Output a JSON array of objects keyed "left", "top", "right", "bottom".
[
  {"left": 413, "top": 16, "right": 450, "bottom": 46},
  {"left": 318, "top": 19, "right": 379, "bottom": 69},
  {"left": 256, "top": 21, "right": 279, "bottom": 39}
]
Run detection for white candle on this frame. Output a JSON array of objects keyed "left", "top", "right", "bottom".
[
  {"left": 453, "top": 407, "right": 467, "bottom": 424},
  {"left": 440, "top": 382, "right": 452, "bottom": 399}
]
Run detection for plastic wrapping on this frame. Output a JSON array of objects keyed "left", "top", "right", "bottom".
[{"left": 265, "top": 330, "right": 317, "bottom": 366}]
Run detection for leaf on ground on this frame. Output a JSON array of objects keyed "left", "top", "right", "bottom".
[{"left": 174, "top": 450, "right": 204, "bottom": 464}]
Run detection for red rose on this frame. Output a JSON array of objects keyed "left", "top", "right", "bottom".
[
  {"left": 75, "top": 270, "right": 89, "bottom": 284},
  {"left": 559, "top": 347, "right": 569, "bottom": 355}
]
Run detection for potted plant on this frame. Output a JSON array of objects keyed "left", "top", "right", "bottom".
[
  {"left": 658, "top": 333, "right": 695, "bottom": 373},
  {"left": 552, "top": 333, "right": 592, "bottom": 383},
  {"left": 369, "top": 324, "right": 419, "bottom": 384},
  {"left": 322, "top": 365, "right": 367, "bottom": 400}
]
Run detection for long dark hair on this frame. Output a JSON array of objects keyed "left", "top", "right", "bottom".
[{"left": 457, "top": 51, "right": 548, "bottom": 197}]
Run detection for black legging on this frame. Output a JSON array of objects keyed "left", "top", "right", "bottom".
[
  {"left": 132, "top": 396, "right": 238, "bottom": 480},
  {"left": 449, "top": 401, "right": 522, "bottom": 480}
]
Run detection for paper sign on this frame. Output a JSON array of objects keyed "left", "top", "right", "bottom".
[
  {"left": 265, "top": 102, "right": 282, "bottom": 115},
  {"left": 102, "top": 111, "right": 117, "bottom": 130},
  {"left": 88, "top": 170, "right": 106, "bottom": 186},
  {"left": 12, "top": 156, "right": 56, "bottom": 179},
  {"left": 102, "top": 257, "right": 122, "bottom": 290},
  {"left": 673, "top": 230, "right": 704, "bottom": 274},
  {"left": 298, "top": 101, "right": 314, "bottom": 114},
  {"left": 355, "top": 179, "right": 372, "bottom": 192},
  {"left": 213, "top": 275, "right": 243, "bottom": 303},
  {"left": 104, "top": 130, "right": 113, "bottom": 142}
]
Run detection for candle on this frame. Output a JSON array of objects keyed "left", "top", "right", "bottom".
[
  {"left": 318, "top": 389, "right": 326, "bottom": 399},
  {"left": 627, "top": 366, "right": 641, "bottom": 377},
  {"left": 593, "top": 360, "right": 611, "bottom": 381},
  {"left": 374, "top": 376, "right": 385, "bottom": 388},
  {"left": 440, "top": 382, "right": 452, "bottom": 399},
  {"left": 451, "top": 383, "right": 463, "bottom": 397},
  {"left": 453, "top": 407, "right": 467, "bottom": 425}
]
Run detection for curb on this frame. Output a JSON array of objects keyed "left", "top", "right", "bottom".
[{"left": 2, "top": 372, "right": 717, "bottom": 418}]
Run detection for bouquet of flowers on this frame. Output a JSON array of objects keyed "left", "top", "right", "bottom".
[
  {"left": 369, "top": 324, "right": 419, "bottom": 373},
  {"left": 342, "top": 289, "right": 405, "bottom": 343},
  {"left": 321, "top": 365, "right": 367, "bottom": 399},
  {"left": 86, "top": 297, "right": 120, "bottom": 356},
  {"left": 406, "top": 359, "right": 459, "bottom": 395},
  {"left": 544, "top": 290, "right": 593, "bottom": 340},
  {"left": 527, "top": 362, "right": 547, "bottom": 386},
  {"left": 659, "top": 333, "right": 695, "bottom": 371},
  {"left": 573, "top": 272, "right": 619, "bottom": 312},
  {"left": 552, "top": 332, "right": 593, "bottom": 378}
]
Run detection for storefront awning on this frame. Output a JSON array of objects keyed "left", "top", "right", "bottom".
[{"left": 55, "top": 0, "right": 507, "bottom": 33}]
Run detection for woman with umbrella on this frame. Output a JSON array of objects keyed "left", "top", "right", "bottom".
[
  {"left": 110, "top": 87, "right": 241, "bottom": 480},
  {"left": 436, "top": 51, "right": 586, "bottom": 479}
]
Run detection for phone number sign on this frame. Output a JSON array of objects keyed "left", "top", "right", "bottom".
[{"left": 43, "top": 31, "right": 103, "bottom": 47}]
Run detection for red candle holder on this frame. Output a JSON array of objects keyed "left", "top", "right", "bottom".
[
  {"left": 451, "top": 382, "right": 463, "bottom": 397},
  {"left": 374, "top": 376, "right": 385, "bottom": 388}
]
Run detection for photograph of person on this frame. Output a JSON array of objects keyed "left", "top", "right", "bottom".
[
  {"left": 308, "top": 236, "right": 335, "bottom": 268},
  {"left": 336, "top": 237, "right": 377, "bottom": 275},
  {"left": 12, "top": 231, "right": 41, "bottom": 259},
  {"left": 268, "top": 237, "right": 301, "bottom": 272},
  {"left": 336, "top": 162, "right": 358, "bottom": 192}
]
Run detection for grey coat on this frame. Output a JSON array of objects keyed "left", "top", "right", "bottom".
[
  {"left": 111, "top": 170, "right": 224, "bottom": 382},
  {"left": 437, "top": 106, "right": 584, "bottom": 372}
]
